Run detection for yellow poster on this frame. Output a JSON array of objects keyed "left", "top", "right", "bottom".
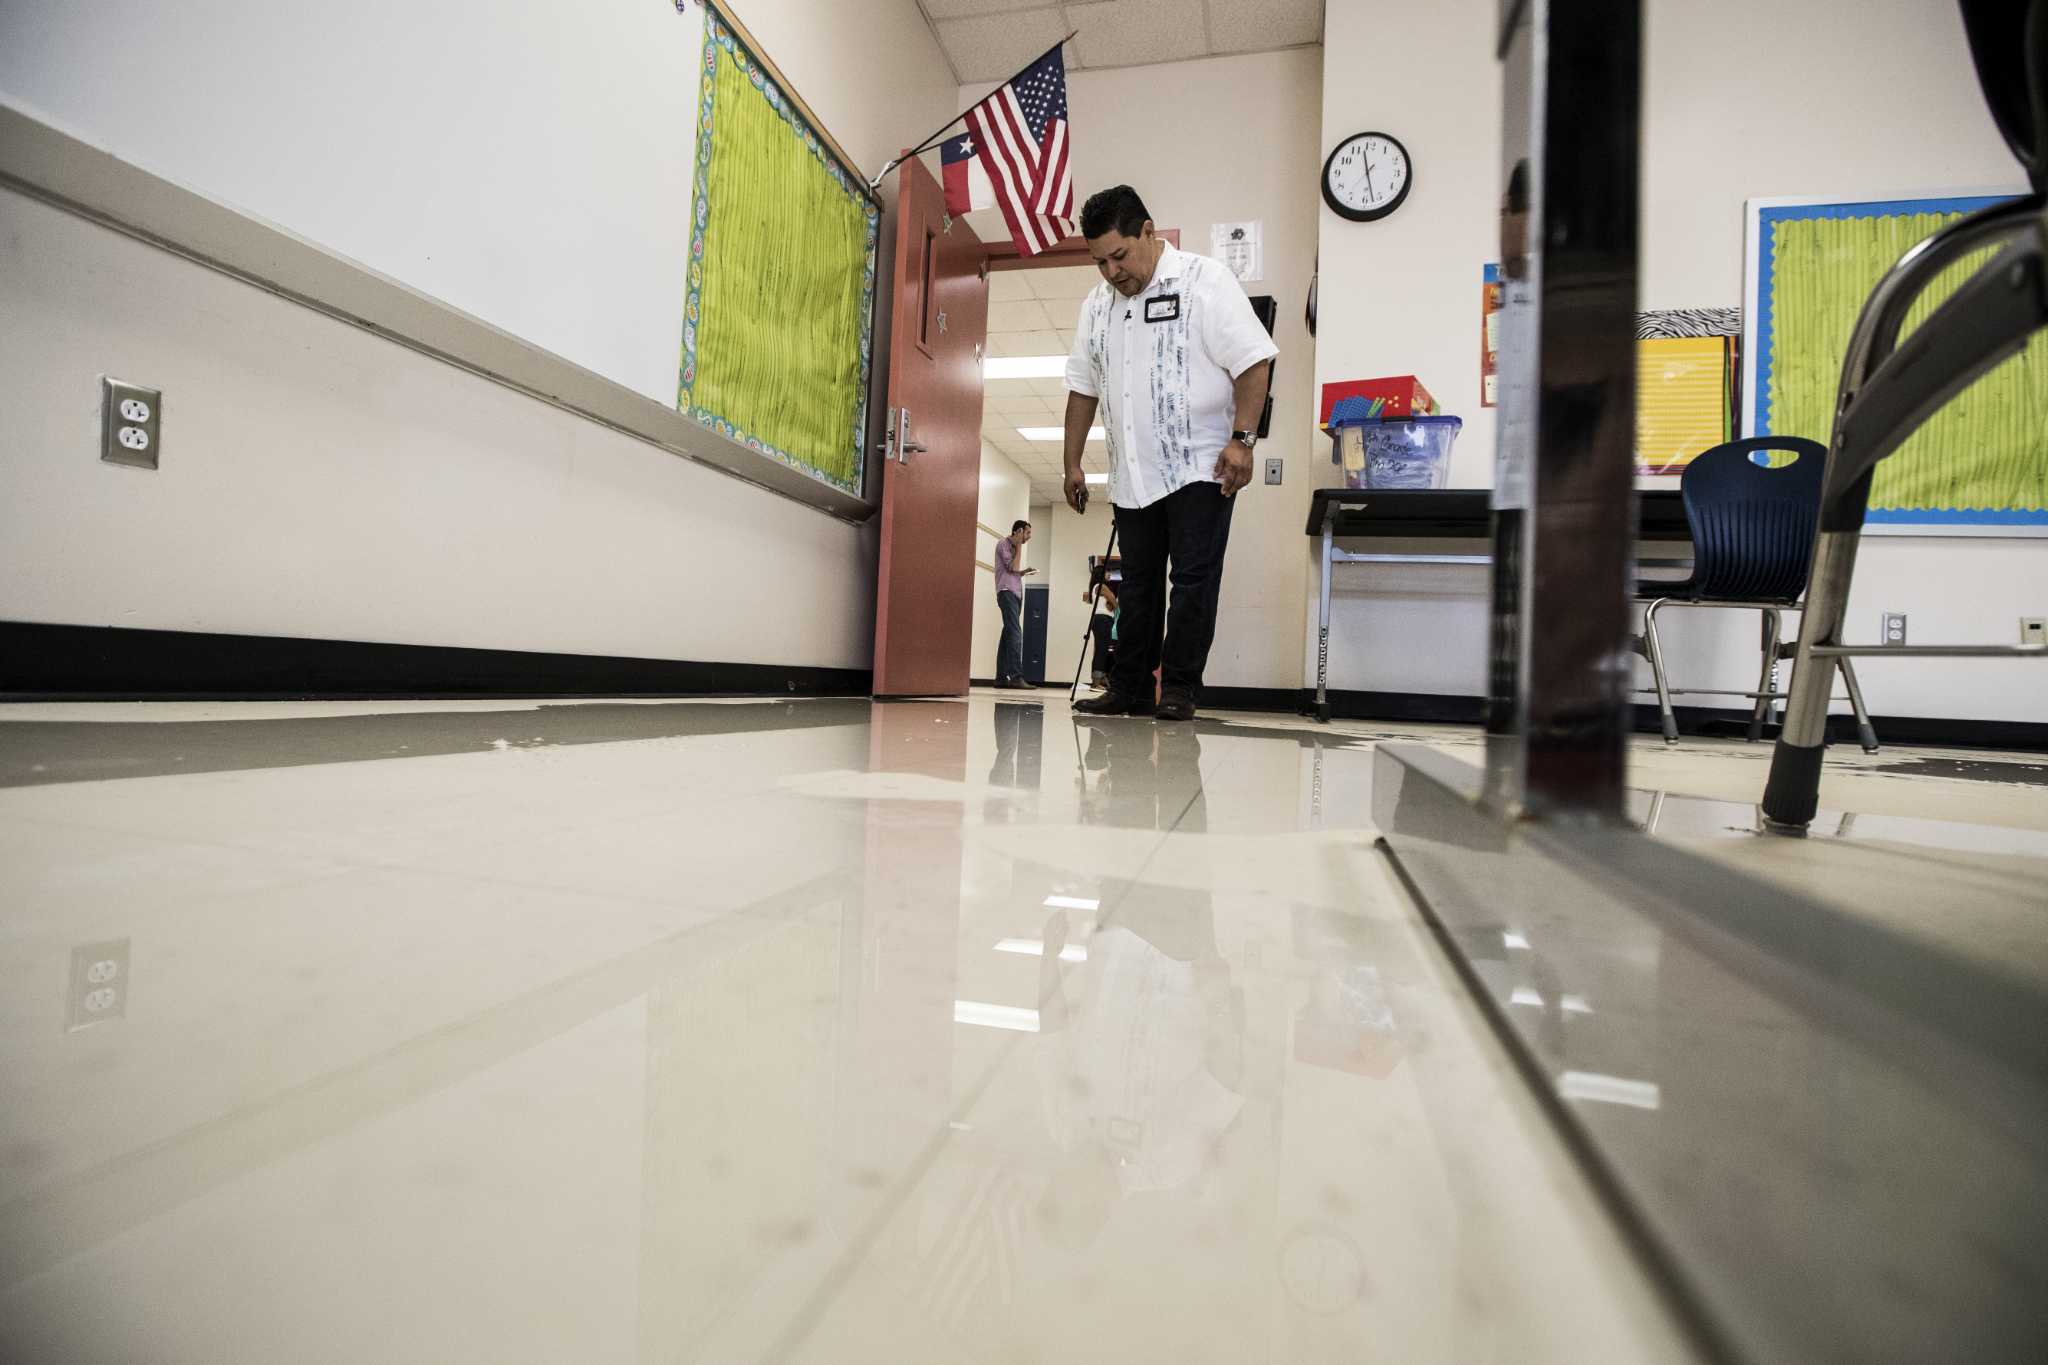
[{"left": 1636, "top": 337, "right": 1730, "bottom": 475}]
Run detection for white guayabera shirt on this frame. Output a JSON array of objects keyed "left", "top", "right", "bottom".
[{"left": 1063, "top": 243, "right": 1279, "bottom": 510}]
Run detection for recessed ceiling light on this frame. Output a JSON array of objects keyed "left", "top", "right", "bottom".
[{"left": 983, "top": 355, "right": 1068, "bottom": 379}]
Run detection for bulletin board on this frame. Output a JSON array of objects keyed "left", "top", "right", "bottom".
[
  {"left": 1744, "top": 191, "right": 2048, "bottom": 535},
  {"left": 1634, "top": 308, "right": 1740, "bottom": 477},
  {"left": 678, "top": 3, "right": 881, "bottom": 497}
]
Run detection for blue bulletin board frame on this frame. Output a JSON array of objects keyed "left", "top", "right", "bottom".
[{"left": 1742, "top": 190, "right": 2047, "bottom": 536}]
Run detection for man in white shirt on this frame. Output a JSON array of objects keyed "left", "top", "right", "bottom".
[{"left": 1062, "top": 186, "right": 1276, "bottom": 721}]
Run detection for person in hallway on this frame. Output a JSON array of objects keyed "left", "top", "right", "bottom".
[
  {"left": 1063, "top": 185, "right": 1276, "bottom": 722},
  {"left": 1085, "top": 574, "right": 1119, "bottom": 689},
  {"left": 992, "top": 518, "right": 1036, "bottom": 689}
]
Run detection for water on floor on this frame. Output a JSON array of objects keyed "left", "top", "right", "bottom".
[{"left": 2, "top": 689, "right": 2040, "bottom": 1363}]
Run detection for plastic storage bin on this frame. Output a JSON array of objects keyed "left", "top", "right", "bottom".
[{"left": 1331, "top": 414, "right": 1463, "bottom": 489}]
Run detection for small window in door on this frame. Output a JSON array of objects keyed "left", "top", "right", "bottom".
[{"left": 917, "top": 227, "right": 937, "bottom": 356}]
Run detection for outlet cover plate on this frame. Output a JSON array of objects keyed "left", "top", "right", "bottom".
[
  {"left": 102, "top": 378, "right": 161, "bottom": 470},
  {"left": 1264, "top": 457, "right": 1283, "bottom": 485},
  {"left": 67, "top": 938, "right": 131, "bottom": 1030},
  {"left": 2022, "top": 617, "right": 2047, "bottom": 646},
  {"left": 1882, "top": 611, "right": 1908, "bottom": 647}
]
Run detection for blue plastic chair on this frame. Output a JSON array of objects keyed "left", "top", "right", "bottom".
[{"left": 1631, "top": 437, "right": 1879, "bottom": 749}]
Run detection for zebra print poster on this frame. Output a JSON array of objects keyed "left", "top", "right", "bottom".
[{"left": 1637, "top": 307, "right": 1741, "bottom": 340}]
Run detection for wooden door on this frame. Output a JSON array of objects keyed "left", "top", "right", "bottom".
[{"left": 872, "top": 156, "right": 988, "bottom": 697}]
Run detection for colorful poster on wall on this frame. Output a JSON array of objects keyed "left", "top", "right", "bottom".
[
  {"left": 1634, "top": 308, "right": 1740, "bottom": 476},
  {"left": 678, "top": 3, "right": 880, "bottom": 497},
  {"left": 1745, "top": 192, "right": 2048, "bottom": 535},
  {"left": 1480, "top": 263, "right": 1502, "bottom": 407}
]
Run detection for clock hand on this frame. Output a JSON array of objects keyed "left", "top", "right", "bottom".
[{"left": 1361, "top": 156, "right": 1376, "bottom": 200}]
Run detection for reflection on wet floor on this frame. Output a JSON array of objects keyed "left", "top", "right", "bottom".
[{"left": 0, "top": 691, "right": 2042, "bottom": 1362}]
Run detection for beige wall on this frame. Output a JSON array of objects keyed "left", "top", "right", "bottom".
[
  {"left": 1311, "top": 0, "right": 2047, "bottom": 721},
  {"left": 0, "top": 185, "right": 871, "bottom": 667},
  {"left": 968, "top": 46, "right": 1327, "bottom": 693},
  {"left": 0, "top": 0, "right": 959, "bottom": 670},
  {"left": 1639, "top": 0, "right": 2045, "bottom": 724}
]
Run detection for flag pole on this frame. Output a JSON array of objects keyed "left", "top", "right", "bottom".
[{"left": 865, "top": 32, "right": 1078, "bottom": 192}]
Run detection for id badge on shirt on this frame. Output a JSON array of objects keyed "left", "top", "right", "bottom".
[{"left": 1144, "top": 294, "right": 1181, "bottom": 323}]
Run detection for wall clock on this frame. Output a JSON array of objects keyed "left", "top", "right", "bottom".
[{"left": 1322, "top": 132, "right": 1412, "bottom": 222}]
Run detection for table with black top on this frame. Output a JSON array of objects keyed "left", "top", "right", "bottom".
[{"left": 1305, "top": 488, "right": 1691, "bottom": 721}]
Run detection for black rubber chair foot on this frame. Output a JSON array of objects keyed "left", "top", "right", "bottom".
[{"left": 1761, "top": 740, "right": 1827, "bottom": 830}]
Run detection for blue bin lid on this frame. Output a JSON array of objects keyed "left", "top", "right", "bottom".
[{"left": 1326, "top": 401, "right": 1462, "bottom": 432}]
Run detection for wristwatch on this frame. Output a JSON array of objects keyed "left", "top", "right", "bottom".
[{"left": 1231, "top": 428, "right": 1259, "bottom": 450}]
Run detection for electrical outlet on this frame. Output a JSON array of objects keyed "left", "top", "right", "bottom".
[
  {"left": 1264, "top": 457, "right": 1283, "bottom": 485},
  {"left": 2023, "top": 617, "right": 2047, "bottom": 647},
  {"left": 1882, "top": 611, "right": 1907, "bottom": 647},
  {"left": 101, "top": 378, "right": 161, "bottom": 470},
  {"left": 67, "top": 939, "right": 130, "bottom": 1030}
]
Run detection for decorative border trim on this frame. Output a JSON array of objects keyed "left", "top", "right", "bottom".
[
  {"left": 677, "top": 3, "right": 880, "bottom": 497},
  {"left": 1745, "top": 191, "right": 2047, "bottom": 533}
]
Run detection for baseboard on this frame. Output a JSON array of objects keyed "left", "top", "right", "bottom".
[{"left": 0, "top": 621, "right": 870, "bottom": 700}]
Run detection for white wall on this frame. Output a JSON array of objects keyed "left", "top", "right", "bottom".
[
  {"left": 967, "top": 46, "right": 1326, "bottom": 693},
  {"left": 1311, "top": 0, "right": 2047, "bottom": 722},
  {"left": 0, "top": 185, "right": 869, "bottom": 667},
  {"left": 1308, "top": 0, "right": 1501, "bottom": 705},
  {"left": 0, "top": 0, "right": 959, "bottom": 669},
  {"left": 970, "top": 446, "right": 1032, "bottom": 680},
  {"left": 1640, "top": 0, "right": 2044, "bottom": 724}
]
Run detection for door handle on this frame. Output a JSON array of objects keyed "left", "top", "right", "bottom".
[{"left": 898, "top": 408, "right": 929, "bottom": 462}]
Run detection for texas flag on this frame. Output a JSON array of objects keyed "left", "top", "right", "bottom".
[
  {"left": 940, "top": 130, "right": 994, "bottom": 215},
  {"left": 942, "top": 41, "right": 1075, "bottom": 256}
]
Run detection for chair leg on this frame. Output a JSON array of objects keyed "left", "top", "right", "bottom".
[
  {"left": 1748, "top": 607, "right": 1781, "bottom": 743},
  {"left": 1839, "top": 656, "right": 1880, "bottom": 754},
  {"left": 1641, "top": 599, "right": 1680, "bottom": 745}
]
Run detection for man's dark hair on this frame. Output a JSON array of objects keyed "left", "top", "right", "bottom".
[
  {"left": 1080, "top": 185, "right": 1150, "bottom": 241},
  {"left": 1012, "top": 518, "right": 1032, "bottom": 533}
]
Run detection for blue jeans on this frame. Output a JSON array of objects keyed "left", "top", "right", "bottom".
[{"left": 996, "top": 590, "right": 1024, "bottom": 681}]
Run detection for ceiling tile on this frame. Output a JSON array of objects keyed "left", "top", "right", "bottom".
[
  {"left": 985, "top": 332, "right": 1033, "bottom": 357},
  {"left": 986, "top": 329, "right": 1066, "bottom": 357},
  {"left": 984, "top": 388, "right": 1046, "bottom": 415},
  {"left": 988, "top": 298, "right": 1055, "bottom": 332},
  {"left": 933, "top": 8, "right": 1071, "bottom": 82},
  {"left": 1208, "top": 0, "right": 1322, "bottom": 52},
  {"left": 1039, "top": 296, "right": 1084, "bottom": 330},
  {"left": 1028, "top": 265, "right": 1101, "bottom": 301},
  {"left": 1013, "top": 329, "right": 1064, "bottom": 354},
  {"left": 921, "top": 0, "right": 1055, "bottom": 18},
  {"left": 1067, "top": 0, "right": 1208, "bottom": 70},
  {"left": 988, "top": 270, "right": 1037, "bottom": 302}
]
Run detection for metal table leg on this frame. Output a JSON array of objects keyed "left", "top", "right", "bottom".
[{"left": 1316, "top": 517, "right": 1334, "bottom": 722}]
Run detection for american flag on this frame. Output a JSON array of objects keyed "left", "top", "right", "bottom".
[{"left": 953, "top": 42, "right": 1074, "bottom": 256}]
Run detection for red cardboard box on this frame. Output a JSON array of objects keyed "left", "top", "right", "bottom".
[{"left": 1319, "top": 376, "right": 1440, "bottom": 428}]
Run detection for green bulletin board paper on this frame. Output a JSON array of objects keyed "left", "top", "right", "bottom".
[
  {"left": 1750, "top": 195, "right": 2047, "bottom": 531},
  {"left": 679, "top": 7, "right": 879, "bottom": 497}
]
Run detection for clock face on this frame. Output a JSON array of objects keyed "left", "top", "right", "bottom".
[{"left": 1322, "top": 132, "right": 1412, "bottom": 222}]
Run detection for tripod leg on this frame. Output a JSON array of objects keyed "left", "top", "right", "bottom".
[{"left": 1070, "top": 521, "right": 1120, "bottom": 701}]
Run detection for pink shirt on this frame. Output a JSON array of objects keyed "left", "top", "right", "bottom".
[{"left": 994, "top": 536, "right": 1024, "bottom": 596}]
